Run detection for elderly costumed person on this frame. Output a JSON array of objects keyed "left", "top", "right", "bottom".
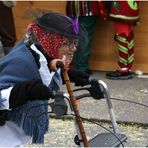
[{"left": 0, "top": 12, "right": 90, "bottom": 146}]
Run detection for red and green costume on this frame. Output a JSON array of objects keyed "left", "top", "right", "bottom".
[
  {"left": 110, "top": 1, "right": 140, "bottom": 73},
  {"left": 105, "top": 1, "right": 140, "bottom": 79}
]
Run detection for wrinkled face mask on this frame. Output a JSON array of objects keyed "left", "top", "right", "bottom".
[
  {"left": 58, "top": 39, "right": 78, "bottom": 66},
  {"left": 27, "top": 23, "right": 79, "bottom": 67}
]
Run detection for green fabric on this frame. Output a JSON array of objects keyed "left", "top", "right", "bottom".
[{"left": 73, "top": 16, "right": 97, "bottom": 70}]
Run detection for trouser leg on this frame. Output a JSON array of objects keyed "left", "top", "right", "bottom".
[
  {"left": 115, "top": 33, "right": 129, "bottom": 72},
  {"left": 72, "top": 16, "right": 97, "bottom": 70},
  {"left": 115, "top": 31, "right": 134, "bottom": 72},
  {"left": 106, "top": 22, "right": 134, "bottom": 80}
]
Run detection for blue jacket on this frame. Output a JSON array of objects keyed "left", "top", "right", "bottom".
[{"left": 0, "top": 40, "right": 55, "bottom": 143}]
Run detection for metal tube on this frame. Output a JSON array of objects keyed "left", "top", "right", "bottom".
[{"left": 99, "top": 80, "right": 119, "bottom": 133}]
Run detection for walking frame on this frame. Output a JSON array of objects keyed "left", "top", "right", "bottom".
[
  {"left": 53, "top": 64, "right": 127, "bottom": 147},
  {"left": 32, "top": 63, "right": 127, "bottom": 147}
]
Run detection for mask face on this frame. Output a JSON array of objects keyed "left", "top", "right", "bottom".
[{"left": 58, "top": 39, "right": 78, "bottom": 67}]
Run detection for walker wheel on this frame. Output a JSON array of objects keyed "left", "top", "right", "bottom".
[{"left": 74, "top": 135, "right": 81, "bottom": 146}]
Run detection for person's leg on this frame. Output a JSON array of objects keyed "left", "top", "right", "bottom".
[
  {"left": 72, "top": 16, "right": 97, "bottom": 73},
  {"left": 116, "top": 33, "right": 129, "bottom": 72},
  {"left": 106, "top": 22, "right": 133, "bottom": 80},
  {"left": 0, "top": 2, "right": 16, "bottom": 55}
]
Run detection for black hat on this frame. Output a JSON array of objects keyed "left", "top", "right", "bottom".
[{"left": 34, "top": 12, "right": 87, "bottom": 40}]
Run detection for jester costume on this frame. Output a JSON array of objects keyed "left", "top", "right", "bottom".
[
  {"left": 0, "top": 12, "right": 89, "bottom": 146},
  {"left": 106, "top": 1, "right": 140, "bottom": 80},
  {"left": 66, "top": 1, "right": 107, "bottom": 73}
]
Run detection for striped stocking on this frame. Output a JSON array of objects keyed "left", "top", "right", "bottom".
[{"left": 115, "top": 32, "right": 134, "bottom": 73}]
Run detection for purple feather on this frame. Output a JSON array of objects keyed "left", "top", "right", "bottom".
[
  {"left": 72, "top": 16, "right": 78, "bottom": 34},
  {"left": 64, "top": 15, "right": 79, "bottom": 34}
]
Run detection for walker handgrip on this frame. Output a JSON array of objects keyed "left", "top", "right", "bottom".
[{"left": 87, "top": 79, "right": 105, "bottom": 100}]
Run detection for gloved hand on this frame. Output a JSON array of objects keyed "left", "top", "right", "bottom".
[
  {"left": 88, "top": 79, "right": 105, "bottom": 100},
  {"left": 9, "top": 79, "right": 54, "bottom": 108},
  {"left": 67, "top": 68, "right": 90, "bottom": 86}
]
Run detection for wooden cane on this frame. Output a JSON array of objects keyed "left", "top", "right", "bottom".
[{"left": 60, "top": 64, "right": 89, "bottom": 147}]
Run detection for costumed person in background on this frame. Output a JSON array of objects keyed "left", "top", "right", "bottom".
[
  {"left": 0, "top": 12, "right": 90, "bottom": 147},
  {"left": 105, "top": 1, "right": 140, "bottom": 80},
  {"left": 0, "top": 1, "right": 17, "bottom": 55},
  {"left": 66, "top": 1, "right": 108, "bottom": 75}
]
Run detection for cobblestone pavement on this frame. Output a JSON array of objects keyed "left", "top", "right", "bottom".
[{"left": 26, "top": 117, "right": 148, "bottom": 147}]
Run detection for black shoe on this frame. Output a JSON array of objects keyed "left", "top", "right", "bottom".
[{"left": 106, "top": 71, "right": 133, "bottom": 80}]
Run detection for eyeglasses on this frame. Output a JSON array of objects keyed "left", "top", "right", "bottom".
[{"left": 63, "top": 39, "right": 79, "bottom": 49}]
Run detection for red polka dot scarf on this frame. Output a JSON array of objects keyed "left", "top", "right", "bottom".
[{"left": 27, "top": 23, "right": 68, "bottom": 59}]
